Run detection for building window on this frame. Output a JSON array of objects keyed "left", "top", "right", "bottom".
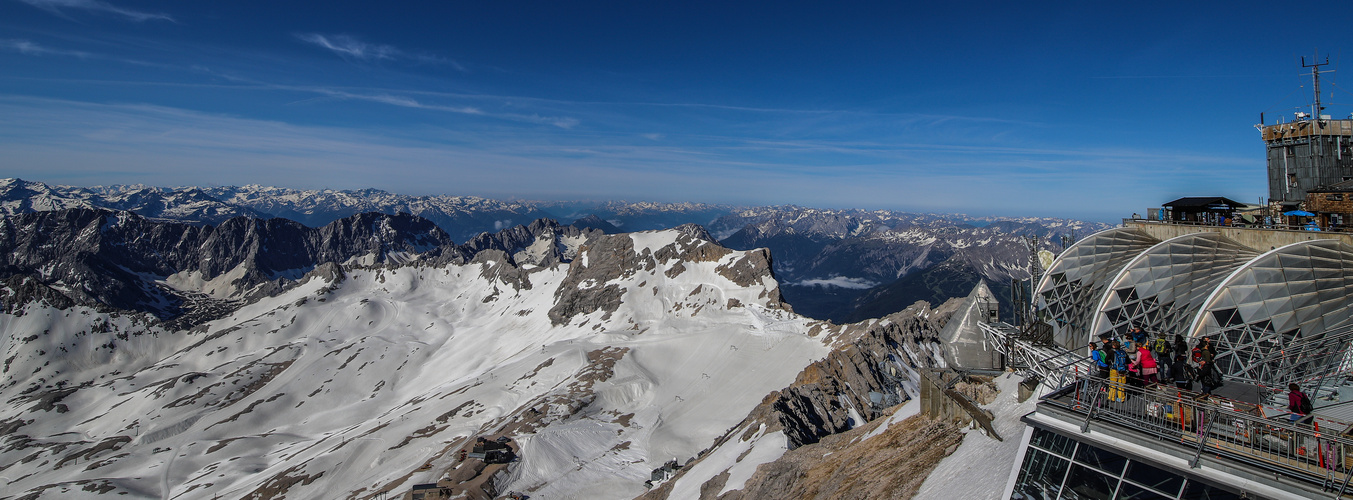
[
  {"left": 1013, "top": 428, "right": 1248, "bottom": 500},
  {"left": 1062, "top": 463, "right": 1118, "bottom": 499},
  {"left": 1124, "top": 461, "right": 1185, "bottom": 496},
  {"left": 1327, "top": 194, "right": 1344, "bottom": 201},
  {"left": 1012, "top": 447, "right": 1070, "bottom": 499},
  {"left": 1031, "top": 426, "right": 1077, "bottom": 457}
]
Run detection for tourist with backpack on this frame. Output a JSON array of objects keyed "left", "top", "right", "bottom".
[
  {"left": 1089, "top": 341, "right": 1109, "bottom": 379},
  {"left": 1109, "top": 340, "right": 1128, "bottom": 402},
  {"left": 1152, "top": 335, "right": 1172, "bottom": 379},
  {"left": 1288, "top": 383, "right": 1314, "bottom": 424},
  {"left": 1171, "top": 354, "right": 1193, "bottom": 391}
]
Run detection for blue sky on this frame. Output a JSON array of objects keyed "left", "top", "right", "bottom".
[{"left": 2, "top": 1, "right": 1351, "bottom": 221}]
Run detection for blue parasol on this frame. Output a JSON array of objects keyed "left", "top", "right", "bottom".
[{"left": 1283, "top": 210, "right": 1315, "bottom": 216}]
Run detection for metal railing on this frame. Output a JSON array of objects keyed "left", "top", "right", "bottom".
[
  {"left": 978, "top": 321, "right": 1092, "bottom": 391},
  {"left": 1049, "top": 377, "right": 1353, "bottom": 497}
]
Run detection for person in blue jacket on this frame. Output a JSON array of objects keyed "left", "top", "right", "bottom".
[{"left": 1089, "top": 341, "right": 1109, "bottom": 379}]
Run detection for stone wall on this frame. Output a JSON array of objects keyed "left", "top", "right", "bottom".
[{"left": 1123, "top": 221, "right": 1353, "bottom": 252}]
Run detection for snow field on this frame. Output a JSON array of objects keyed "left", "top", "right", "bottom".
[
  {"left": 0, "top": 230, "right": 834, "bottom": 500},
  {"left": 914, "top": 373, "right": 1037, "bottom": 500}
]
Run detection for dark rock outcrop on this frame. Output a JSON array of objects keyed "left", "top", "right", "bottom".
[
  {"left": 460, "top": 218, "right": 601, "bottom": 268},
  {"left": 0, "top": 208, "right": 453, "bottom": 320},
  {"left": 762, "top": 304, "right": 952, "bottom": 449},
  {"left": 569, "top": 214, "right": 621, "bottom": 234}
]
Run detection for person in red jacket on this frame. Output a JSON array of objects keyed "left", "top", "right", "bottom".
[
  {"left": 1136, "top": 343, "right": 1158, "bottom": 385},
  {"left": 1289, "top": 383, "right": 1313, "bottom": 424}
]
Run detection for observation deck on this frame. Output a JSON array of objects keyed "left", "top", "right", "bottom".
[{"left": 1015, "top": 377, "right": 1353, "bottom": 499}]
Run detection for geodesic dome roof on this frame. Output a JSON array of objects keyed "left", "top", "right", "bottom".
[
  {"left": 1035, "top": 228, "right": 1160, "bottom": 347},
  {"left": 1189, "top": 239, "right": 1353, "bottom": 386},
  {"left": 1037, "top": 229, "right": 1353, "bottom": 389},
  {"left": 1090, "top": 233, "right": 1258, "bottom": 341}
]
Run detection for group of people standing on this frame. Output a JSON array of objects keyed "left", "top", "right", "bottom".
[
  {"left": 1087, "top": 328, "right": 1318, "bottom": 424},
  {"left": 1089, "top": 328, "right": 1222, "bottom": 402}
]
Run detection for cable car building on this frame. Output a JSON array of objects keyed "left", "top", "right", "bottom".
[
  {"left": 1005, "top": 58, "right": 1353, "bottom": 500},
  {"left": 1010, "top": 225, "right": 1353, "bottom": 499},
  {"left": 1036, "top": 226, "right": 1353, "bottom": 392}
]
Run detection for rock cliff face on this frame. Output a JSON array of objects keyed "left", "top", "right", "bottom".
[
  {"left": 459, "top": 218, "right": 600, "bottom": 268},
  {"left": 638, "top": 298, "right": 963, "bottom": 500},
  {"left": 750, "top": 301, "right": 957, "bottom": 448}
]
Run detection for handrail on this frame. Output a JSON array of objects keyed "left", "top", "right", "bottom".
[
  {"left": 978, "top": 321, "right": 1093, "bottom": 394},
  {"left": 1049, "top": 376, "right": 1353, "bottom": 494}
]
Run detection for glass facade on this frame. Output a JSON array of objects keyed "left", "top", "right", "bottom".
[{"left": 1011, "top": 428, "right": 1242, "bottom": 500}]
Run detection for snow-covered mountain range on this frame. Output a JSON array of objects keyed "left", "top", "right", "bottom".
[
  {"left": 0, "top": 178, "right": 1111, "bottom": 324},
  {"left": 0, "top": 206, "right": 964, "bottom": 499}
]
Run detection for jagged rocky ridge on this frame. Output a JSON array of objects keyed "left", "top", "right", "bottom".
[
  {"left": 0, "top": 209, "right": 606, "bottom": 325},
  {"left": 0, "top": 209, "right": 453, "bottom": 321}
]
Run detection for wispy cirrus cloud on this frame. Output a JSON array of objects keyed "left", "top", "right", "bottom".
[
  {"left": 1, "top": 39, "right": 91, "bottom": 57},
  {"left": 15, "top": 0, "right": 173, "bottom": 22},
  {"left": 305, "top": 87, "right": 578, "bottom": 128},
  {"left": 295, "top": 33, "right": 465, "bottom": 70},
  {"left": 296, "top": 33, "right": 398, "bottom": 61}
]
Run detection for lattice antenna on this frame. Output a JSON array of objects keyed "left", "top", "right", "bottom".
[{"left": 1303, "top": 52, "right": 1331, "bottom": 118}]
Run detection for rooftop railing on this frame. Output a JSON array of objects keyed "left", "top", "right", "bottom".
[
  {"left": 1123, "top": 217, "right": 1353, "bottom": 234},
  {"left": 1044, "top": 377, "right": 1353, "bottom": 497}
]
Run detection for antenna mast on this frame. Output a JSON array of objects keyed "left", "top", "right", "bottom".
[{"left": 1303, "top": 53, "right": 1330, "bottom": 119}]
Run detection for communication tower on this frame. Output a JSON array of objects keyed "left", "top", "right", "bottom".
[{"left": 1258, "top": 52, "right": 1353, "bottom": 206}]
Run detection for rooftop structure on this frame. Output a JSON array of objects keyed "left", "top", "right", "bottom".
[
  {"left": 1260, "top": 55, "right": 1353, "bottom": 205},
  {"left": 1011, "top": 378, "right": 1353, "bottom": 499},
  {"left": 1035, "top": 224, "right": 1353, "bottom": 394}
]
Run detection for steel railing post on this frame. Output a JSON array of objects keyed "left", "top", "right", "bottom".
[{"left": 1190, "top": 409, "right": 1216, "bottom": 469}]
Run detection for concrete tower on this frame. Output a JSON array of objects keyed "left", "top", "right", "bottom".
[{"left": 1259, "top": 54, "right": 1353, "bottom": 205}]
